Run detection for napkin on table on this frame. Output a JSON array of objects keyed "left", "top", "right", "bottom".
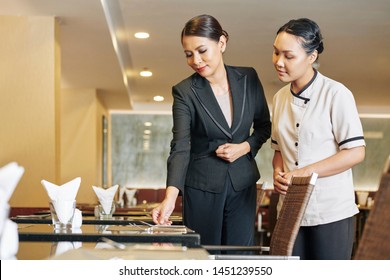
[
  {"left": 0, "top": 162, "right": 25, "bottom": 203},
  {"left": 0, "top": 219, "right": 19, "bottom": 259},
  {"left": 72, "top": 208, "right": 82, "bottom": 228},
  {"left": 125, "top": 187, "right": 137, "bottom": 207},
  {"left": 117, "top": 185, "right": 126, "bottom": 207},
  {"left": 92, "top": 185, "right": 119, "bottom": 214},
  {"left": 41, "top": 177, "right": 82, "bottom": 227},
  {"left": 0, "top": 161, "right": 24, "bottom": 260},
  {"left": 41, "top": 177, "right": 81, "bottom": 202}
]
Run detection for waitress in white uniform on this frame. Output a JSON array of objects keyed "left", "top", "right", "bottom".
[{"left": 271, "top": 18, "right": 366, "bottom": 260}]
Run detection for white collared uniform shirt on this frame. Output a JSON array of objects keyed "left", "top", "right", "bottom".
[{"left": 271, "top": 71, "right": 365, "bottom": 226}]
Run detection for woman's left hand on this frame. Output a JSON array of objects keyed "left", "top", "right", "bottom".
[{"left": 215, "top": 142, "right": 250, "bottom": 163}]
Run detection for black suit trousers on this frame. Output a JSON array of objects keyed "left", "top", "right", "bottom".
[{"left": 183, "top": 175, "right": 256, "bottom": 254}]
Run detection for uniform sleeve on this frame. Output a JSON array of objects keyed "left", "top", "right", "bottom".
[
  {"left": 245, "top": 68, "right": 271, "bottom": 157},
  {"left": 166, "top": 86, "right": 191, "bottom": 193},
  {"left": 271, "top": 92, "right": 280, "bottom": 151},
  {"left": 330, "top": 85, "right": 366, "bottom": 150}
]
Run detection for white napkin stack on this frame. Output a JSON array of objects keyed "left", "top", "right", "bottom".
[
  {"left": 92, "top": 185, "right": 119, "bottom": 214},
  {"left": 0, "top": 162, "right": 25, "bottom": 260},
  {"left": 41, "top": 177, "right": 82, "bottom": 228}
]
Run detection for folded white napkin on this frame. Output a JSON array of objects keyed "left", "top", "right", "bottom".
[
  {"left": 0, "top": 204, "right": 9, "bottom": 238},
  {"left": 0, "top": 162, "right": 24, "bottom": 260},
  {"left": 41, "top": 177, "right": 81, "bottom": 202},
  {"left": 92, "top": 185, "right": 119, "bottom": 214},
  {"left": 41, "top": 177, "right": 81, "bottom": 227},
  {"left": 125, "top": 188, "right": 137, "bottom": 207},
  {"left": 72, "top": 209, "right": 82, "bottom": 228},
  {"left": 0, "top": 162, "right": 25, "bottom": 203},
  {"left": 51, "top": 200, "right": 76, "bottom": 224},
  {"left": 0, "top": 219, "right": 19, "bottom": 260},
  {"left": 117, "top": 185, "right": 126, "bottom": 207}
]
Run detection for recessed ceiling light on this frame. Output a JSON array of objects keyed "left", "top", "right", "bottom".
[
  {"left": 134, "top": 32, "right": 150, "bottom": 39},
  {"left": 144, "top": 122, "right": 152, "bottom": 127},
  {"left": 153, "top": 96, "right": 164, "bottom": 102},
  {"left": 140, "top": 70, "right": 152, "bottom": 77}
]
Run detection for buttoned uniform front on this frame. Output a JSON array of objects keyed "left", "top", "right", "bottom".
[
  {"left": 166, "top": 65, "right": 271, "bottom": 247},
  {"left": 167, "top": 65, "right": 271, "bottom": 194},
  {"left": 271, "top": 71, "right": 365, "bottom": 226}
]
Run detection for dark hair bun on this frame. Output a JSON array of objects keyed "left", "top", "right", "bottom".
[{"left": 317, "top": 41, "right": 324, "bottom": 54}]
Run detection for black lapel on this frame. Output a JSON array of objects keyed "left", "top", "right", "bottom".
[
  {"left": 226, "top": 66, "right": 247, "bottom": 135},
  {"left": 190, "top": 72, "right": 232, "bottom": 139}
]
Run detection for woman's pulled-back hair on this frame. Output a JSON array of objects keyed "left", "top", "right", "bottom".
[
  {"left": 277, "top": 18, "right": 324, "bottom": 56},
  {"left": 181, "top": 14, "right": 229, "bottom": 43}
]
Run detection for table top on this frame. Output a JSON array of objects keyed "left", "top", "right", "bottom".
[
  {"left": 17, "top": 241, "right": 209, "bottom": 260},
  {"left": 11, "top": 214, "right": 182, "bottom": 225},
  {"left": 17, "top": 223, "right": 200, "bottom": 248}
]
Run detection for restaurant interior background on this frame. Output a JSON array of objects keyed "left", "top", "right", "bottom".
[{"left": 1, "top": 0, "right": 390, "bottom": 209}]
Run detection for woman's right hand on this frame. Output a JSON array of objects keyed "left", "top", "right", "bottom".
[
  {"left": 151, "top": 186, "right": 179, "bottom": 225},
  {"left": 273, "top": 171, "right": 289, "bottom": 195},
  {"left": 272, "top": 151, "right": 289, "bottom": 195}
]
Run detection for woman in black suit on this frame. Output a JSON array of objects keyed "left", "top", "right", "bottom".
[{"left": 152, "top": 14, "right": 271, "bottom": 251}]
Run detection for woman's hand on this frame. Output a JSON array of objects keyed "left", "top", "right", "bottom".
[
  {"left": 273, "top": 171, "right": 289, "bottom": 195},
  {"left": 274, "top": 167, "right": 314, "bottom": 195},
  {"left": 151, "top": 186, "right": 179, "bottom": 225},
  {"left": 273, "top": 151, "right": 289, "bottom": 195},
  {"left": 215, "top": 142, "right": 250, "bottom": 163}
]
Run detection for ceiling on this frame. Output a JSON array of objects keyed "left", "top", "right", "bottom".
[{"left": 1, "top": 0, "right": 390, "bottom": 113}]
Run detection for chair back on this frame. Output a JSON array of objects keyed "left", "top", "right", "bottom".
[
  {"left": 383, "top": 154, "right": 390, "bottom": 174},
  {"left": 256, "top": 182, "right": 267, "bottom": 215},
  {"left": 354, "top": 170, "right": 390, "bottom": 259},
  {"left": 269, "top": 173, "right": 318, "bottom": 256}
]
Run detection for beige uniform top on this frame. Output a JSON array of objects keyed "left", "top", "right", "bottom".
[{"left": 271, "top": 71, "right": 365, "bottom": 226}]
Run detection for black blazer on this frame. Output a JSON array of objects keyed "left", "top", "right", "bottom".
[{"left": 167, "top": 65, "right": 271, "bottom": 193}]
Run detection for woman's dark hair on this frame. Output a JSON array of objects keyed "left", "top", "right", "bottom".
[
  {"left": 181, "top": 14, "right": 229, "bottom": 43},
  {"left": 277, "top": 18, "right": 324, "bottom": 56}
]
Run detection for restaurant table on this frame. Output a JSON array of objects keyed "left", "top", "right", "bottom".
[
  {"left": 17, "top": 241, "right": 209, "bottom": 260},
  {"left": 11, "top": 213, "right": 182, "bottom": 225},
  {"left": 17, "top": 223, "right": 200, "bottom": 248}
]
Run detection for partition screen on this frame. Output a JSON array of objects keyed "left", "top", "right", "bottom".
[{"left": 111, "top": 113, "right": 390, "bottom": 191}]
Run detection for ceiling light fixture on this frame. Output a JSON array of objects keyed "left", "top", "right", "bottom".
[
  {"left": 134, "top": 32, "right": 150, "bottom": 39},
  {"left": 153, "top": 95, "right": 164, "bottom": 102},
  {"left": 140, "top": 69, "right": 152, "bottom": 77}
]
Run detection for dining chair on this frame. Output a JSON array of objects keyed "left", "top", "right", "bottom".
[
  {"left": 268, "top": 173, "right": 318, "bottom": 256},
  {"left": 204, "top": 173, "right": 318, "bottom": 259},
  {"left": 383, "top": 154, "right": 390, "bottom": 174},
  {"left": 354, "top": 169, "right": 390, "bottom": 259},
  {"left": 256, "top": 181, "right": 267, "bottom": 216}
]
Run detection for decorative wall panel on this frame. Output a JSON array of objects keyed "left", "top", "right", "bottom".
[{"left": 111, "top": 114, "right": 390, "bottom": 191}]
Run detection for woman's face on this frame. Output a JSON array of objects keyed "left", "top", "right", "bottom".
[
  {"left": 272, "top": 31, "right": 316, "bottom": 86},
  {"left": 182, "top": 35, "right": 226, "bottom": 78}
]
